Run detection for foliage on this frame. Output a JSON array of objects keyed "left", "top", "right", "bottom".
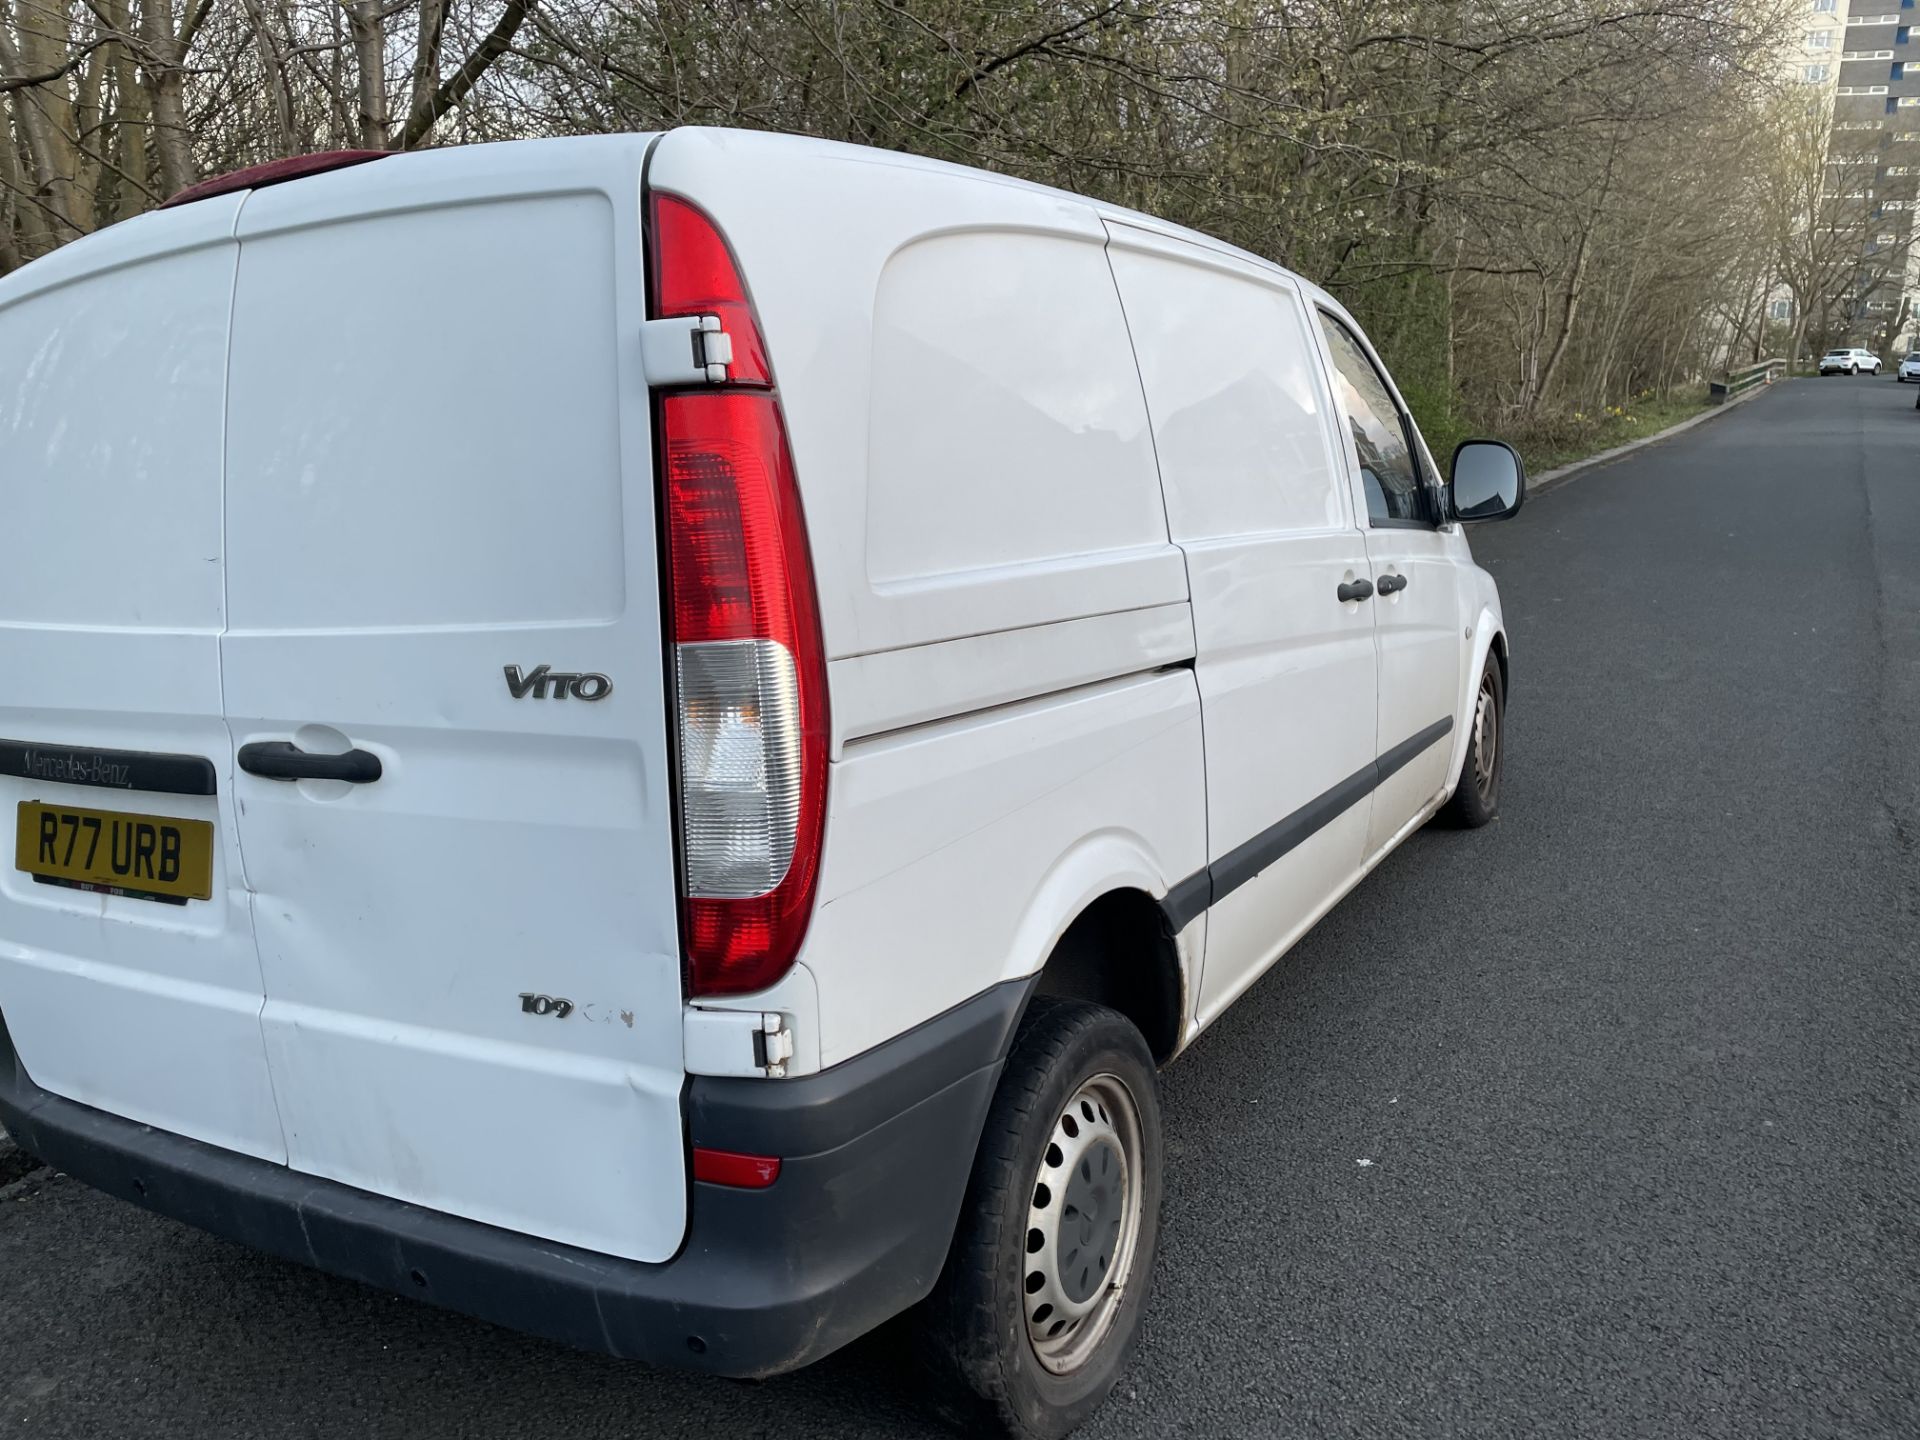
[{"left": 1, "top": 0, "right": 1802, "bottom": 450}]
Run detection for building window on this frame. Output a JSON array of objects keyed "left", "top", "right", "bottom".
[
  {"left": 1770, "top": 299, "right": 1794, "bottom": 321},
  {"left": 1897, "top": 61, "right": 1908, "bottom": 76},
  {"left": 1843, "top": 48, "right": 1896, "bottom": 57},
  {"left": 1812, "top": 63, "right": 1835, "bottom": 80},
  {"left": 1814, "top": 0, "right": 1837, "bottom": 10},
  {"left": 1813, "top": 30, "right": 1835, "bottom": 48}
]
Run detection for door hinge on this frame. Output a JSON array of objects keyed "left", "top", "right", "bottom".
[
  {"left": 683, "top": 1005, "right": 794, "bottom": 1078},
  {"left": 753, "top": 1013, "right": 795, "bottom": 1078},
  {"left": 641, "top": 314, "right": 733, "bottom": 386}
]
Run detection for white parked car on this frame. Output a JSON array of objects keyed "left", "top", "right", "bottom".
[
  {"left": 0, "top": 131, "right": 1521, "bottom": 1438},
  {"left": 1819, "top": 347, "right": 1882, "bottom": 375},
  {"left": 1898, "top": 352, "right": 1920, "bottom": 382}
]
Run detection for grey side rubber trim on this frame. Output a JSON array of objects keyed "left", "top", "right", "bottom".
[{"left": 1161, "top": 715, "right": 1454, "bottom": 934}]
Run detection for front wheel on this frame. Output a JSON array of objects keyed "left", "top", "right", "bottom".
[
  {"left": 918, "top": 997, "right": 1163, "bottom": 1440},
  {"left": 1441, "top": 655, "right": 1504, "bottom": 827}
]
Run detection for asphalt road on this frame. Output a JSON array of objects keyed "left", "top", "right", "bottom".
[{"left": 4, "top": 377, "right": 1918, "bottom": 1438}]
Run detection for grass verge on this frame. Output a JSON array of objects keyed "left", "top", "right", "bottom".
[
  {"left": 1506, "top": 391, "right": 1714, "bottom": 475},
  {"left": 1412, "top": 388, "right": 1715, "bottom": 482}
]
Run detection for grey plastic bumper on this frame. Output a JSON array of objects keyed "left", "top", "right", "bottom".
[{"left": 0, "top": 978, "right": 1032, "bottom": 1378}]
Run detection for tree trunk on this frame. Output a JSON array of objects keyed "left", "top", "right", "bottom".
[
  {"left": 239, "top": 0, "right": 298, "bottom": 154},
  {"left": 139, "top": 0, "right": 197, "bottom": 197},
  {"left": 403, "top": 0, "right": 448, "bottom": 146},
  {"left": 0, "top": 121, "right": 26, "bottom": 271},
  {"left": 2, "top": 0, "right": 86, "bottom": 235},
  {"left": 346, "top": 0, "right": 389, "bottom": 148},
  {"left": 100, "top": 0, "right": 154, "bottom": 222}
]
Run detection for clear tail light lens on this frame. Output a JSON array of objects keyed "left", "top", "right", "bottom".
[{"left": 676, "top": 638, "right": 801, "bottom": 898}]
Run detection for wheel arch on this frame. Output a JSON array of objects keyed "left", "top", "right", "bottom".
[
  {"left": 1446, "top": 604, "right": 1508, "bottom": 796},
  {"left": 997, "top": 835, "right": 1195, "bottom": 1067},
  {"left": 1028, "top": 889, "right": 1185, "bottom": 1065}
]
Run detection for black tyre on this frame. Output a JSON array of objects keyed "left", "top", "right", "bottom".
[
  {"left": 1441, "top": 654, "right": 1504, "bottom": 827},
  {"left": 918, "top": 996, "right": 1163, "bottom": 1440}
]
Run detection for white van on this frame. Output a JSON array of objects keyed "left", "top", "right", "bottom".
[{"left": 0, "top": 130, "right": 1520, "bottom": 1437}]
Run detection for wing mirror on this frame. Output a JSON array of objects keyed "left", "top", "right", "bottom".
[{"left": 1448, "top": 440, "right": 1525, "bottom": 523}]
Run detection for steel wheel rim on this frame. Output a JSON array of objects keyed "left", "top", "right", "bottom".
[
  {"left": 1021, "top": 1073, "right": 1146, "bottom": 1375},
  {"left": 1472, "top": 673, "right": 1499, "bottom": 801}
]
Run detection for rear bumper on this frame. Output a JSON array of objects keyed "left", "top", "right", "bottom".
[{"left": 0, "top": 979, "right": 1031, "bottom": 1378}]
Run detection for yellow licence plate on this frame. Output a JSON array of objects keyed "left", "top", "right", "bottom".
[{"left": 14, "top": 800, "right": 213, "bottom": 904}]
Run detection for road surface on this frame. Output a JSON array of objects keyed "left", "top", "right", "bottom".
[{"left": 3, "top": 376, "right": 1917, "bottom": 1438}]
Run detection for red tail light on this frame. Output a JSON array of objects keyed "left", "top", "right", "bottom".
[
  {"left": 650, "top": 194, "right": 772, "bottom": 387},
  {"left": 652, "top": 194, "right": 827, "bottom": 999}
]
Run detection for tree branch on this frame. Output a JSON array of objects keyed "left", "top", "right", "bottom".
[
  {"left": 397, "top": 0, "right": 536, "bottom": 149},
  {"left": 0, "top": 37, "right": 111, "bottom": 95}
]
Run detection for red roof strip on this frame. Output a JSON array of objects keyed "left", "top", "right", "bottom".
[{"left": 159, "top": 150, "right": 391, "bottom": 211}]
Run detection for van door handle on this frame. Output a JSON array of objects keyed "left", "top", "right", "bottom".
[
  {"left": 237, "top": 741, "right": 383, "bottom": 784},
  {"left": 1337, "top": 579, "right": 1375, "bottom": 603},
  {"left": 1377, "top": 573, "right": 1409, "bottom": 595}
]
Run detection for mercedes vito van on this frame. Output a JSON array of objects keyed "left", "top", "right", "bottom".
[{"left": 0, "top": 129, "right": 1521, "bottom": 1438}]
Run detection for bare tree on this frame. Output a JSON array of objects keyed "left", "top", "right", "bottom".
[{"left": 0, "top": 0, "right": 1808, "bottom": 450}]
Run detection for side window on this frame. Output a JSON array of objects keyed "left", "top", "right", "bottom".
[{"left": 1316, "top": 313, "right": 1431, "bottom": 527}]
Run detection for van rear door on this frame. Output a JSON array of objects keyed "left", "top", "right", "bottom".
[
  {"left": 0, "top": 200, "right": 288, "bottom": 1162},
  {"left": 220, "top": 149, "right": 688, "bottom": 1262}
]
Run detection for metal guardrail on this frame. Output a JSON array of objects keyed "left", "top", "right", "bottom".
[{"left": 1709, "top": 358, "right": 1787, "bottom": 404}]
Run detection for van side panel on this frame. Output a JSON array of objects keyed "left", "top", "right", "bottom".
[
  {"left": 648, "top": 134, "right": 1207, "bottom": 1063},
  {"left": 219, "top": 156, "right": 687, "bottom": 1263},
  {"left": 806, "top": 673, "right": 1205, "bottom": 1068},
  {"left": 865, "top": 230, "right": 1168, "bottom": 585},
  {"left": 646, "top": 131, "right": 1189, "bottom": 676},
  {"left": 1104, "top": 225, "right": 1380, "bottom": 1028},
  {"left": 0, "top": 202, "right": 287, "bottom": 1162}
]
